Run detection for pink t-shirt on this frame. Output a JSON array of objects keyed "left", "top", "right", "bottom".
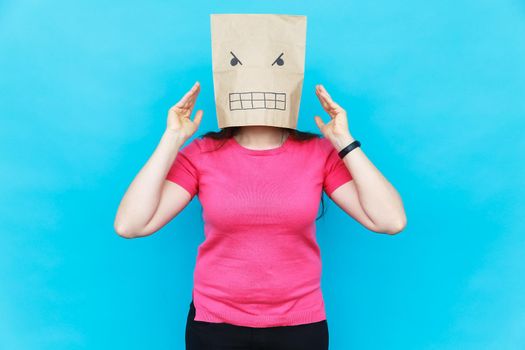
[{"left": 166, "top": 133, "right": 353, "bottom": 327}]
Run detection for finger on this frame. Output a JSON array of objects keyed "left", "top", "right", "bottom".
[
  {"left": 314, "top": 115, "right": 325, "bottom": 131},
  {"left": 318, "top": 84, "right": 334, "bottom": 100},
  {"left": 174, "top": 91, "right": 194, "bottom": 109},
  {"left": 316, "top": 86, "right": 335, "bottom": 106},
  {"left": 316, "top": 84, "right": 329, "bottom": 100},
  {"left": 185, "top": 82, "right": 202, "bottom": 108},
  {"left": 325, "top": 97, "right": 342, "bottom": 113},
  {"left": 315, "top": 88, "right": 329, "bottom": 107},
  {"left": 189, "top": 81, "right": 200, "bottom": 94},
  {"left": 193, "top": 109, "right": 204, "bottom": 128},
  {"left": 315, "top": 90, "right": 333, "bottom": 115},
  {"left": 187, "top": 85, "right": 201, "bottom": 107},
  {"left": 174, "top": 81, "right": 200, "bottom": 109},
  {"left": 315, "top": 86, "right": 341, "bottom": 119},
  {"left": 315, "top": 85, "right": 332, "bottom": 105},
  {"left": 318, "top": 90, "right": 342, "bottom": 114},
  {"left": 319, "top": 86, "right": 343, "bottom": 111}
]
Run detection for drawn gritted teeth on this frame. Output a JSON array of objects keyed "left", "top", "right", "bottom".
[{"left": 229, "top": 92, "right": 287, "bottom": 111}]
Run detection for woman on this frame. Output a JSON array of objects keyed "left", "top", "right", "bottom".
[{"left": 114, "top": 81, "right": 407, "bottom": 350}]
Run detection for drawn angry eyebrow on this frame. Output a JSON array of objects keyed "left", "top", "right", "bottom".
[
  {"left": 272, "top": 52, "right": 284, "bottom": 66},
  {"left": 230, "top": 51, "right": 243, "bottom": 65}
]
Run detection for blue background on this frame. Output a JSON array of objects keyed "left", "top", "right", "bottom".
[{"left": 1, "top": 0, "right": 524, "bottom": 349}]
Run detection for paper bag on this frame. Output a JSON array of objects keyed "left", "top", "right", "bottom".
[{"left": 210, "top": 14, "right": 307, "bottom": 129}]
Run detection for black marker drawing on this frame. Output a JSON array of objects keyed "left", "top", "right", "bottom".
[
  {"left": 229, "top": 92, "right": 287, "bottom": 111},
  {"left": 272, "top": 52, "right": 284, "bottom": 66},
  {"left": 227, "top": 51, "right": 286, "bottom": 110},
  {"left": 230, "top": 51, "right": 242, "bottom": 66}
]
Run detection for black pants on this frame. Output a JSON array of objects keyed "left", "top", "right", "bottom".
[{"left": 186, "top": 300, "right": 329, "bottom": 350}]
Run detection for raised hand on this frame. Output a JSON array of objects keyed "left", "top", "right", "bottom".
[
  {"left": 166, "top": 81, "right": 203, "bottom": 139},
  {"left": 313, "top": 84, "right": 355, "bottom": 150}
]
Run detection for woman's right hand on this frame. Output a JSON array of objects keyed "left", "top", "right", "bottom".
[{"left": 166, "top": 81, "right": 203, "bottom": 140}]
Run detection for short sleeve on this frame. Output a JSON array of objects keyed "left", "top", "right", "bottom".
[
  {"left": 321, "top": 138, "right": 353, "bottom": 196},
  {"left": 166, "top": 138, "right": 200, "bottom": 198}
]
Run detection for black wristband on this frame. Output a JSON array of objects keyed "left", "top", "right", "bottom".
[{"left": 338, "top": 140, "right": 361, "bottom": 159}]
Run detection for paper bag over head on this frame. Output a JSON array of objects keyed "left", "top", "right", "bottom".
[{"left": 210, "top": 14, "right": 307, "bottom": 130}]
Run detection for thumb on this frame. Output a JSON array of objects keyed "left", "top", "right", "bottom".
[
  {"left": 193, "top": 109, "right": 204, "bottom": 128},
  {"left": 314, "top": 115, "right": 325, "bottom": 131}
]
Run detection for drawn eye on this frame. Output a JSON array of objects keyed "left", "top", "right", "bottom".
[
  {"left": 272, "top": 53, "right": 284, "bottom": 66},
  {"left": 230, "top": 51, "right": 242, "bottom": 66}
]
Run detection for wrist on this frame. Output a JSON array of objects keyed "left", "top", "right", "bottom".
[
  {"left": 333, "top": 134, "right": 356, "bottom": 152},
  {"left": 163, "top": 128, "right": 188, "bottom": 148}
]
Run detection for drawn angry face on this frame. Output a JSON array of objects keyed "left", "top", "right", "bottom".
[
  {"left": 211, "top": 14, "right": 307, "bottom": 129},
  {"left": 227, "top": 51, "right": 287, "bottom": 111}
]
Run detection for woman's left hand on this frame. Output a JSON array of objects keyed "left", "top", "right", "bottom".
[{"left": 314, "top": 84, "right": 356, "bottom": 151}]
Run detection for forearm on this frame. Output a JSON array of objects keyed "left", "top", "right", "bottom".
[
  {"left": 335, "top": 135, "right": 407, "bottom": 232},
  {"left": 114, "top": 129, "right": 187, "bottom": 236}
]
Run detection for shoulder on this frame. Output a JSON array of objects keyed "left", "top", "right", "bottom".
[
  {"left": 177, "top": 137, "right": 206, "bottom": 165},
  {"left": 290, "top": 136, "right": 335, "bottom": 164},
  {"left": 319, "top": 136, "right": 341, "bottom": 154},
  {"left": 193, "top": 135, "right": 227, "bottom": 153},
  {"left": 304, "top": 135, "right": 333, "bottom": 155},
  {"left": 316, "top": 136, "right": 332, "bottom": 150},
  {"left": 314, "top": 137, "right": 341, "bottom": 165},
  {"left": 179, "top": 137, "right": 201, "bottom": 154},
  {"left": 181, "top": 135, "right": 230, "bottom": 157},
  {"left": 181, "top": 136, "right": 221, "bottom": 152},
  {"left": 290, "top": 135, "right": 332, "bottom": 154}
]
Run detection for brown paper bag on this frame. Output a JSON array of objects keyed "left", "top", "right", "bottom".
[{"left": 210, "top": 14, "right": 307, "bottom": 130}]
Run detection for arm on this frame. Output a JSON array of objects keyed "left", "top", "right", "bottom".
[
  {"left": 329, "top": 139, "right": 406, "bottom": 235},
  {"left": 314, "top": 84, "right": 407, "bottom": 235},
  {"left": 114, "top": 130, "right": 187, "bottom": 238},
  {"left": 114, "top": 81, "right": 204, "bottom": 238}
]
